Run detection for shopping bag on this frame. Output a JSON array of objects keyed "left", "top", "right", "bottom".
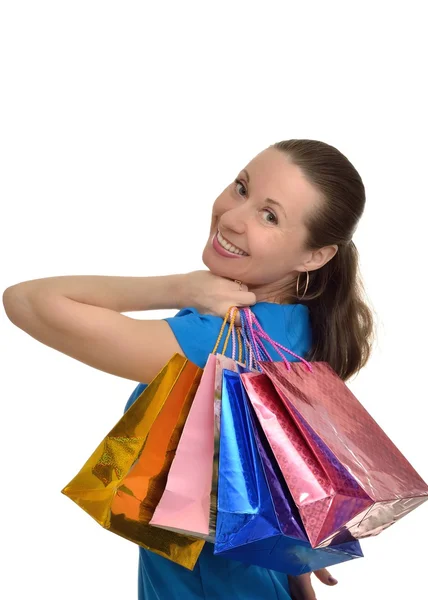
[
  {"left": 213, "top": 367, "right": 363, "bottom": 575},
  {"left": 208, "top": 353, "right": 245, "bottom": 540},
  {"left": 150, "top": 307, "right": 249, "bottom": 540},
  {"left": 241, "top": 308, "right": 428, "bottom": 549},
  {"left": 61, "top": 353, "right": 205, "bottom": 569}
]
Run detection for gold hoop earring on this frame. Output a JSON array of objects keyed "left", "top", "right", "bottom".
[{"left": 296, "top": 270, "right": 309, "bottom": 300}]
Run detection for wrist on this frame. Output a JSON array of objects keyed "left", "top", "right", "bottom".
[{"left": 173, "top": 273, "right": 191, "bottom": 310}]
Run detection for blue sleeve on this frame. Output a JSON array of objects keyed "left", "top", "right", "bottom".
[
  {"left": 124, "top": 382, "right": 147, "bottom": 413},
  {"left": 164, "top": 307, "right": 226, "bottom": 369},
  {"left": 124, "top": 308, "right": 229, "bottom": 413}
]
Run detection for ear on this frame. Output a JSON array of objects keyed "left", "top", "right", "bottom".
[{"left": 304, "top": 244, "right": 338, "bottom": 272}]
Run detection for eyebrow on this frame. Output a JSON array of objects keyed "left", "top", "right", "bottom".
[{"left": 242, "top": 169, "right": 287, "bottom": 218}]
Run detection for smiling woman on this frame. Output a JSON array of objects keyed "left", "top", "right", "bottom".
[
  {"left": 3, "top": 139, "right": 374, "bottom": 600},
  {"left": 202, "top": 147, "right": 335, "bottom": 297}
]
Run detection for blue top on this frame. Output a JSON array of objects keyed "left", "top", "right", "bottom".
[{"left": 124, "top": 302, "right": 312, "bottom": 600}]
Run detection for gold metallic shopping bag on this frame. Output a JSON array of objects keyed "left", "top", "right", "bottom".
[{"left": 61, "top": 353, "right": 205, "bottom": 569}]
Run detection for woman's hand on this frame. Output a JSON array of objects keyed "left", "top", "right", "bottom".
[
  {"left": 288, "top": 569, "right": 338, "bottom": 600},
  {"left": 180, "top": 270, "right": 256, "bottom": 322}
]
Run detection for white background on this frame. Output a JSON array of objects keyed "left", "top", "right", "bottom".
[{"left": 1, "top": 2, "right": 427, "bottom": 599}]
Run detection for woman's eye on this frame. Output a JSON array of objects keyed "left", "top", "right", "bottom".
[
  {"left": 234, "top": 179, "right": 247, "bottom": 197},
  {"left": 262, "top": 209, "right": 278, "bottom": 225}
]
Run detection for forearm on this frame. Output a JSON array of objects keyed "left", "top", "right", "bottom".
[{"left": 3, "top": 274, "right": 188, "bottom": 314}]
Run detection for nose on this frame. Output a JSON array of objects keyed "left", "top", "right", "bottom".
[{"left": 219, "top": 204, "right": 248, "bottom": 235}]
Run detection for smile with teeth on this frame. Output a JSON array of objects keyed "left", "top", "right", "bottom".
[{"left": 217, "top": 230, "right": 249, "bottom": 256}]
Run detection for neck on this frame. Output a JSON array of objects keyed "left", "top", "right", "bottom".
[{"left": 247, "top": 281, "right": 293, "bottom": 305}]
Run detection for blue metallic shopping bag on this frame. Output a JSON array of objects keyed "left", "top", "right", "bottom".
[{"left": 214, "top": 368, "right": 363, "bottom": 575}]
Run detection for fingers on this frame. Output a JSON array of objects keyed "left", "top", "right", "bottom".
[
  {"left": 288, "top": 574, "right": 317, "bottom": 600},
  {"left": 226, "top": 294, "right": 256, "bottom": 316},
  {"left": 313, "top": 568, "right": 338, "bottom": 586},
  {"left": 234, "top": 280, "right": 249, "bottom": 292},
  {"left": 227, "top": 307, "right": 242, "bottom": 327},
  {"left": 230, "top": 279, "right": 256, "bottom": 305},
  {"left": 236, "top": 292, "right": 257, "bottom": 306}
]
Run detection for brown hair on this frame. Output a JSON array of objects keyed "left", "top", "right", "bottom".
[{"left": 272, "top": 139, "right": 375, "bottom": 381}]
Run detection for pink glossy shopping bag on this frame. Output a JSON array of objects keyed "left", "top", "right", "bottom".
[
  {"left": 240, "top": 308, "right": 428, "bottom": 549},
  {"left": 150, "top": 308, "right": 248, "bottom": 539}
]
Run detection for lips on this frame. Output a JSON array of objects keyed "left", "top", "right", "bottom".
[
  {"left": 217, "top": 230, "right": 248, "bottom": 255},
  {"left": 212, "top": 232, "right": 248, "bottom": 259},
  {"left": 219, "top": 233, "right": 247, "bottom": 254}
]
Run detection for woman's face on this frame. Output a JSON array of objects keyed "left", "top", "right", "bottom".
[{"left": 202, "top": 147, "right": 325, "bottom": 301}]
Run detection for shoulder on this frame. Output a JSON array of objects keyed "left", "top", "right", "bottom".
[
  {"left": 164, "top": 307, "right": 224, "bottom": 368},
  {"left": 251, "top": 302, "right": 312, "bottom": 361},
  {"left": 164, "top": 303, "right": 312, "bottom": 366},
  {"left": 124, "top": 303, "right": 312, "bottom": 410},
  {"left": 124, "top": 308, "right": 222, "bottom": 412},
  {"left": 252, "top": 301, "right": 309, "bottom": 324}
]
